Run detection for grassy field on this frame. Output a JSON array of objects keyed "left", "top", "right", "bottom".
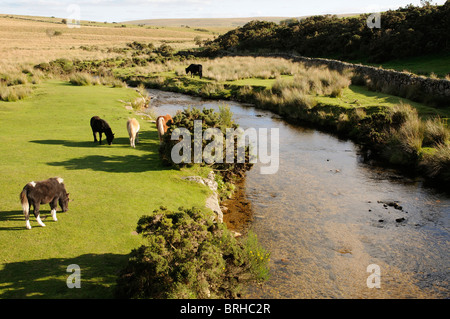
[
  {"left": 0, "top": 14, "right": 225, "bottom": 72},
  {"left": 0, "top": 81, "right": 211, "bottom": 298}
]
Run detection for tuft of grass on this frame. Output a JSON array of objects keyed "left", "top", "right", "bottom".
[
  {"left": 0, "top": 85, "right": 32, "bottom": 101},
  {"left": 422, "top": 143, "right": 450, "bottom": 182},
  {"left": 69, "top": 72, "right": 98, "bottom": 86},
  {"left": 423, "top": 117, "right": 450, "bottom": 147},
  {"left": 384, "top": 103, "right": 423, "bottom": 165}
]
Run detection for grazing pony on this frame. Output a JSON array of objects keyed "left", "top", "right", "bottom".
[
  {"left": 90, "top": 116, "right": 115, "bottom": 145},
  {"left": 127, "top": 118, "right": 140, "bottom": 148},
  {"left": 185, "top": 64, "right": 203, "bottom": 79},
  {"left": 156, "top": 114, "right": 173, "bottom": 144},
  {"left": 20, "top": 177, "right": 70, "bottom": 229}
]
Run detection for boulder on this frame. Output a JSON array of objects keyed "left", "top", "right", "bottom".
[{"left": 182, "top": 171, "right": 223, "bottom": 223}]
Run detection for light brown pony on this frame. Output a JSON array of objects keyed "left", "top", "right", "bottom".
[
  {"left": 156, "top": 114, "right": 172, "bottom": 143},
  {"left": 127, "top": 118, "right": 140, "bottom": 148}
]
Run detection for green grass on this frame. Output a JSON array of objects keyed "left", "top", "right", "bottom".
[
  {"left": 316, "top": 85, "right": 450, "bottom": 119},
  {"left": 350, "top": 53, "right": 450, "bottom": 78},
  {"left": 0, "top": 81, "right": 211, "bottom": 298},
  {"left": 316, "top": 85, "right": 450, "bottom": 118}
]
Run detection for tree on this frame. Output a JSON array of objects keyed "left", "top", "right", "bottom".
[{"left": 194, "top": 36, "right": 203, "bottom": 47}]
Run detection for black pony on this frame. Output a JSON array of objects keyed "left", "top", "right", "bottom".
[
  {"left": 20, "top": 177, "right": 70, "bottom": 229},
  {"left": 185, "top": 64, "right": 203, "bottom": 79},
  {"left": 90, "top": 116, "right": 115, "bottom": 145}
]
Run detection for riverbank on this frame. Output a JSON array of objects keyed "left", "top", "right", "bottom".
[{"left": 123, "top": 71, "right": 450, "bottom": 190}]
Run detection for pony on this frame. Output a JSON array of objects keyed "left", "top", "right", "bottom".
[
  {"left": 156, "top": 114, "right": 173, "bottom": 144},
  {"left": 90, "top": 116, "right": 115, "bottom": 145},
  {"left": 185, "top": 64, "right": 203, "bottom": 79},
  {"left": 127, "top": 118, "right": 140, "bottom": 148},
  {"left": 20, "top": 177, "right": 70, "bottom": 229}
]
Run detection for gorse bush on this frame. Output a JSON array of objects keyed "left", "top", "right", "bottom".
[
  {"left": 115, "top": 206, "right": 270, "bottom": 299},
  {"left": 205, "top": 2, "right": 450, "bottom": 63},
  {"left": 159, "top": 107, "right": 253, "bottom": 181}
]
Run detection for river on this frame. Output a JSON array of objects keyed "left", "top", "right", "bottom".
[{"left": 146, "top": 89, "right": 449, "bottom": 299}]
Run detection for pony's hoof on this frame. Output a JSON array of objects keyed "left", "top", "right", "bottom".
[{"left": 37, "top": 217, "right": 46, "bottom": 227}]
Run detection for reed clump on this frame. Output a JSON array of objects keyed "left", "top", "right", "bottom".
[
  {"left": 423, "top": 117, "right": 449, "bottom": 147},
  {"left": 0, "top": 85, "right": 33, "bottom": 101},
  {"left": 422, "top": 142, "right": 450, "bottom": 183},
  {"left": 253, "top": 65, "right": 351, "bottom": 117}
]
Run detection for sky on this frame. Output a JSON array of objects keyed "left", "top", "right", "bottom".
[{"left": 0, "top": 0, "right": 447, "bottom": 22}]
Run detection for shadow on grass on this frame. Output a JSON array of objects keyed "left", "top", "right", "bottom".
[
  {"left": 30, "top": 130, "right": 159, "bottom": 150},
  {"left": 0, "top": 253, "right": 128, "bottom": 298},
  {"left": 0, "top": 210, "right": 68, "bottom": 231},
  {"left": 47, "top": 152, "right": 172, "bottom": 173},
  {"left": 31, "top": 130, "right": 173, "bottom": 173},
  {"left": 0, "top": 210, "right": 27, "bottom": 231}
]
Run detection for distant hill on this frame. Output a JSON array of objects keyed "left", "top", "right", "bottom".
[
  {"left": 123, "top": 17, "right": 291, "bottom": 27},
  {"left": 123, "top": 13, "right": 363, "bottom": 28}
]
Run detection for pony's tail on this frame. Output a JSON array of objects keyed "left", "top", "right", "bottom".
[
  {"left": 157, "top": 117, "right": 164, "bottom": 142},
  {"left": 20, "top": 187, "right": 29, "bottom": 216}
]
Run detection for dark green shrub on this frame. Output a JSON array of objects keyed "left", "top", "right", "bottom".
[
  {"left": 156, "top": 44, "right": 175, "bottom": 57},
  {"left": 115, "top": 206, "right": 269, "bottom": 299},
  {"left": 159, "top": 107, "right": 253, "bottom": 181}
]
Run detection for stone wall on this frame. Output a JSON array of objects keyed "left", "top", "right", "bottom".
[
  {"left": 231, "top": 52, "right": 450, "bottom": 107},
  {"left": 292, "top": 55, "right": 450, "bottom": 103}
]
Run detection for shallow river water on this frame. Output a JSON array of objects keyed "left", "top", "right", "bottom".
[{"left": 146, "top": 89, "right": 449, "bottom": 299}]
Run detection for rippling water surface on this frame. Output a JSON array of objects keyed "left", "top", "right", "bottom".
[{"left": 147, "top": 89, "right": 449, "bottom": 299}]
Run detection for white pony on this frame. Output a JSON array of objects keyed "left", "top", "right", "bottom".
[{"left": 127, "top": 118, "right": 140, "bottom": 148}]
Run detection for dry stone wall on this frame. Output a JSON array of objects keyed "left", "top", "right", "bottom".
[
  {"left": 292, "top": 55, "right": 450, "bottom": 103},
  {"left": 230, "top": 52, "right": 450, "bottom": 107}
]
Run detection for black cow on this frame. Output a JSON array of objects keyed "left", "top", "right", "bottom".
[
  {"left": 90, "top": 116, "right": 115, "bottom": 145},
  {"left": 186, "top": 64, "right": 203, "bottom": 79},
  {"left": 20, "top": 177, "right": 70, "bottom": 229}
]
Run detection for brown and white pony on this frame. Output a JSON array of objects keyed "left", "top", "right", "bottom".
[
  {"left": 156, "top": 114, "right": 173, "bottom": 144},
  {"left": 127, "top": 118, "right": 140, "bottom": 148},
  {"left": 20, "top": 177, "right": 70, "bottom": 229}
]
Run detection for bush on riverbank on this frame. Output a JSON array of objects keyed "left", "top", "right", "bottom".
[
  {"left": 115, "top": 206, "right": 270, "bottom": 299},
  {"left": 159, "top": 106, "right": 254, "bottom": 181}
]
